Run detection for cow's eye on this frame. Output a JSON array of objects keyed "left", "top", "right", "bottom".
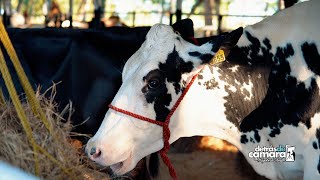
[{"left": 148, "top": 79, "right": 160, "bottom": 89}]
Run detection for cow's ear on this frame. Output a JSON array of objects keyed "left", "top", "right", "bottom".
[
  {"left": 188, "top": 27, "right": 243, "bottom": 67},
  {"left": 171, "top": 19, "right": 194, "bottom": 39},
  {"left": 220, "top": 27, "right": 243, "bottom": 57},
  {"left": 209, "top": 27, "right": 243, "bottom": 57}
]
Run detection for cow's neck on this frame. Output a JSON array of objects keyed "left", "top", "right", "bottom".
[{"left": 170, "top": 45, "right": 271, "bottom": 150}]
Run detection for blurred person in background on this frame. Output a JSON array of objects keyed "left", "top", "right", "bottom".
[
  {"left": 47, "top": 1, "right": 62, "bottom": 27},
  {"left": 105, "top": 15, "right": 127, "bottom": 27}
]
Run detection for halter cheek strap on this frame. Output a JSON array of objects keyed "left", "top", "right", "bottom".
[{"left": 108, "top": 73, "right": 199, "bottom": 180}]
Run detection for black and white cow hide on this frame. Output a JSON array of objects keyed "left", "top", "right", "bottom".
[{"left": 86, "top": 1, "right": 320, "bottom": 179}]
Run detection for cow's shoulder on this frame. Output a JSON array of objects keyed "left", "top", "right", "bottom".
[{"left": 237, "top": 0, "right": 320, "bottom": 142}]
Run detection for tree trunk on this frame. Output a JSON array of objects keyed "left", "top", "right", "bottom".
[
  {"left": 204, "top": 0, "right": 213, "bottom": 25},
  {"left": 176, "top": 0, "right": 183, "bottom": 22},
  {"left": 215, "top": 0, "right": 222, "bottom": 34},
  {"left": 27, "top": 0, "right": 33, "bottom": 17},
  {"left": 94, "top": 0, "right": 101, "bottom": 10},
  {"left": 159, "top": 0, "right": 165, "bottom": 23},
  {"left": 43, "top": 0, "right": 51, "bottom": 26},
  {"left": 77, "top": 0, "right": 87, "bottom": 22},
  {"left": 69, "top": 0, "right": 73, "bottom": 28},
  {"left": 188, "top": 0, "right": 203, "bottom": 18},
  {"left": 3, "top": 0, "right": 12, "bottom": 26},
  {"left": 16, "top": 0, "right": 23, "bottom": 13},
  {"left": 101, "top": 0, "right": 106, "bottom": 17},
  {"left": 4, "top": 0, "right": 12, "bottom": 15}
]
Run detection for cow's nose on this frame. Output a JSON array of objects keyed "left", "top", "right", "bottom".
[{"left": 90, "top": 147, "right": 101, "bottom": 159}]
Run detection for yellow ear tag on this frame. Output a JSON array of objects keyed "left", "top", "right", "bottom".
[{"left": 209, "top": 49, "right": 226, "bottom": 65}]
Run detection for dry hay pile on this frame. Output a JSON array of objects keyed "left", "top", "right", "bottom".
[{"left": 0, "top": 93, "right": 109, "bottom": 180}]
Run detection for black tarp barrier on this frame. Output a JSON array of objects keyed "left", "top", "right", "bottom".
[
  {"left": 1, "top": 19, "right": 201, "bottom": 135},
  {"left": 1, "top": 27, "right": 149, "bottom": 135}
]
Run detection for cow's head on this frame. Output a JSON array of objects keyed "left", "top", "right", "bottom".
[{"left": 86, "top": 24, "right": 243, "bottom": 175}]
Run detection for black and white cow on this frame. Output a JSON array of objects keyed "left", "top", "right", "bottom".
[{"left": 86, "top": 0, "right": 320, "bottom": 179}]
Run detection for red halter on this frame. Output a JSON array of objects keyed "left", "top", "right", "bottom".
[{"left": 108, "top": 73, "right": 199, "bottom": 180}]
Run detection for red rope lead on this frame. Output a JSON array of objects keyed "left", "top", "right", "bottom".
[
  {"left": 159, "top": 74, "right": 198, "bottom": 180},
  {"left": 108, "top": 73, "right": 199, "bottom": 180},
  {"left": 108, "top": 105, "right": 165, "bottom": 126}
]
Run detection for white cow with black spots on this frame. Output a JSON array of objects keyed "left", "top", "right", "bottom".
[{"left": 86, "top": 0, "right": 320, "bottom": 179}]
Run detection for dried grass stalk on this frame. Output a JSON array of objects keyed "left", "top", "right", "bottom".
[{"left": 0, "top": 91, "right": 109, "bottom": 180}]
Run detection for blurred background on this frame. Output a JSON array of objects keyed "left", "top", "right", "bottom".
[
  {"left": 0, "top": 0, "right": 308, "bottom": 37},
  {"left": 0, "top": 1, "right": 312, "bottom": 179}
]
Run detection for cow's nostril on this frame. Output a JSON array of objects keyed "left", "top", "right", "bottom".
[
  {"left": 90, "top": 147, "right": 101, "bottom": 158},
  {"left": 90, "top": 147, "right": 96, "bottom": 155}
]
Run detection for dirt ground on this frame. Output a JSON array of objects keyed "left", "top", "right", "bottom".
[{"left": 154, "top": 137, "right": 268, "bottom": 180}]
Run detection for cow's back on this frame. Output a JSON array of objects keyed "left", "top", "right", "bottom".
[{"left": 239, "top": 0, "right": 320, "bottom": 48}]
